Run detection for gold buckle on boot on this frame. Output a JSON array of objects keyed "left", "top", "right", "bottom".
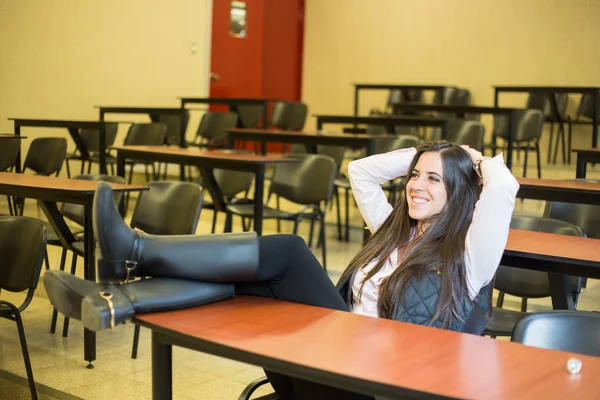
[
  {"left": 99, "top": 291, "right": 115, "bottom": 329},
  {"left": 124, "top": 261, "right": 138, "bottom": 282}
]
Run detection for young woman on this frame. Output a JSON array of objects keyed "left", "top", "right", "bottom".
[{"left": 45, "top": 141, "right": 518, "bottom": 400}]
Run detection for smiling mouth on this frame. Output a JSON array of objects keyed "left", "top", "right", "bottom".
[{"left": 411, "top": 197, "right": 429, "bottom": 204}]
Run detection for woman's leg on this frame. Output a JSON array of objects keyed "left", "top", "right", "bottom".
[
  {"left": 234, "top": 234, "right": 347, "bottom": 310},
  {"left": 236, "top": 235, "right": 372, "bottom": 400}
]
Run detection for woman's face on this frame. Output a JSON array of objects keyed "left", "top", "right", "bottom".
[{"left": 405, "top": 151, "right": 448, "bottom": 224}]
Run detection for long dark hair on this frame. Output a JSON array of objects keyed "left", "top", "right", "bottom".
[{"left": 339, "top": 141, "right": 483, "bottom": 328}]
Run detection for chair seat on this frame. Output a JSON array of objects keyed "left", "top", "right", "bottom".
[
  {"left": 227, "top": 203, "right": 317, "bottom": 220},
  {"left": 483, "top": 308, "right": 528, "bottom": 337},
  {"left": 334, "top": 176, "right": 351, "bottom": 189}
]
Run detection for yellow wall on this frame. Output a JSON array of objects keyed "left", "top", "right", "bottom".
[
  {"left": 302, "top": 0, "right": 600, "bottom": 141},
  {"left": 0, "top": 0, "right": 212, "bottom": 160}
]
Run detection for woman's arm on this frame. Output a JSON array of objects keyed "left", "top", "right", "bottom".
[
  {"left": 348, "top": 147, "right": 417, "bottom": 233},
  {"left": 463, "top": 151, "right": 520, "bottom": 298}
]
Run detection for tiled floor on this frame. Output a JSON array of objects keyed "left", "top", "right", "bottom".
[{"left": 0, "top": 148, "right": 599, "bottom": 400}]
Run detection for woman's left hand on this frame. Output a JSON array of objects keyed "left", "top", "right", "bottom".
[{"left": 460, "top": 145, "right": 483, "bottom": 164}]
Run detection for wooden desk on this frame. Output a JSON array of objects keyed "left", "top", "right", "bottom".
[
  {"left": 225, "top": 128, "right": 396, "bottom": 156},
  {"left": 516, "top": 177, "right": 600, "bottom": 205},
  {"left": 111, "top": 145, "right": 296, "bottom": 235},
  {"left": 8, "top": 118, "right": 112, "bottom": 174},
  {"left": 135, "top": 295, "right": 600, "bottom": 400},
  {"left": 0, "top": 172, "right": 146, "bottom": 366},
  {"left": 503, "top": 229, "right": 600, "bottom": 310},
  {"left": 493, "top": 86, "right": 600, "bottom": 149},
  {"left": 314, "top": 114, "right": 448, "bottom": 141},
  {"left": 573, "top": 148, "right": 600, "bottom": 179}
]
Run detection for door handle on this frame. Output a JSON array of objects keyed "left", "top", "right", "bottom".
[{"left": 210, "top": 72, "right": 220, "bottom": 81}]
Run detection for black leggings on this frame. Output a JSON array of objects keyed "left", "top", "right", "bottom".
[{"left": 235, "top": 234, "right": 373, "bottom": 400}]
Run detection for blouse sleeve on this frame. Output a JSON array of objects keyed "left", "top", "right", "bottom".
[
  {"left": 348, "top": 148, "right": 417, "bottom": 233},
  {"left": 464, "top": 154, "right": 520, "bottom": 297}
]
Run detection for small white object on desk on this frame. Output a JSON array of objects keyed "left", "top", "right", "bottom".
[{"left": 567, "top": 357, "right": 583, "bottom": 375}]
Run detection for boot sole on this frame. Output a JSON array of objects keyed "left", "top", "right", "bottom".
[{"left": 44, "top": 272, "right": 90, "bottom": 322}]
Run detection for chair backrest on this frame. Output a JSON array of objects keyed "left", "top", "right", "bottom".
[
  {"left": 447, "top": 88, "right": 471, "bottom": 106},
  {"left": 289, "top": 144, "right": 346, "bottom": 177},
  {"left": 526, "top": 93, "right": 568, "bottom": 120},
  {"left": 544, "top": 196, "right": 600, "bottom": 240},
  {"left": 374, "top": 134, "right": 420, "bottom": 154},
  {"left": 493, "top": 109, "right": 544, "bottom": 143},
  {"left": 270, "top": 153, "right": 337, "bottom": 205},
  {"left": 433, "top": 87, "right": 456, "bottom": 105},
  {"left": 0, "top": 216, "right": 46, "bottom": 297},
  {"left": 153, "top": 111, "right": 190, "bottom": 146},
  {"left": 60, "top": 174, "right": 126, "bottom": 226},
  {"left": 576, "top": 91, "right": 600, "bottom": 120},
  {"left": 130, "top": 181, "right": 203, "bottom": 235},
  {"left": 123, "top": 123, "right": 168, "bottom": 146},
  {"left": 446, "top": 120, "right": 485, "bottom": 151},
  {"left": 78, "top": 123, "right": 119, "bottom": 154},
  {"left": 236, "top": 104, "right": 263, "bottom": 129},
  {"left": 211, "top": 150, "right": 254, "bottom": 199},
  {"left": 512, "top": 311, "right": 600, "bottom": 357},
  {"left": 0, "top": 137, "right": 21, "bottom": 172},
  {"left": 195, "top": 112, "right": 239, "bottom": 144},
  {"left": 23, "top": 137, "right": 67, "bottom": 176},
  {"left": 270, "top": 101, "right": 308, "bottom": 130},
  {"left": 494, "top": 215, "right": 585, "bottom": 298}
]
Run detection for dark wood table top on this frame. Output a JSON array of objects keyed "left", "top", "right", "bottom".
[
  {"left": 0, "top": 134, "right": 26, "bottom": 139},
  {"left": 387, "top": 104, "right": 520, "bottom": 115},
  {"left": 135, "top": 295, "right": 600, "bottom": 400},
  {"left": 314, "top": 114, "right": 447, "bottom": 126},
  {"left": 493, "top": 85, "right": 600, "bottom": 93},
  {"left": 227, "top": 128, "right": 394, "bottom": 140},
  {"left": 8, "top": 118, "right": 105, "bottom": 128},
  {"left": 573, "top": 148, "right": 600, "bottom": 155},
  {"left": 179, "top": 97, "right": 273, "bottom": 104},
  {"left": 506, "top": 228, "right": 600, "bottom": 267},
  {"left": 516, "top": 178, "right": 600, "bottom": 205},
  {"left": 353, "top": 84, "right": 451, "bottom": 90},
  {"left": 96, "top": 106, "right": 184, "bottom": 114},
  {"left": 111, "top": 145, "right": 296, "bottom": 164}
]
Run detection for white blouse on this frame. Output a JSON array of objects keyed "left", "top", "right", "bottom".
[{"left": 348, "top": 148, "right": 519, "bottom": 317}]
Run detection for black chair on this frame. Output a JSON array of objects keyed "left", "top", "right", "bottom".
[
  {"left": 151, "top": 111, "right": 191, "bottom": 178},
  {"left": 564, "top": 91, "right": 600, "bottom": 163},
  {"left": 16, "top": 137, "right": 67, "bottom": 215},
  {"left": 270, "top": 101, "right": 308, "bottom": 131},
  {"left": 0, "top": 137, "right": 22, "bottom": 214},
  {"left": 227, "top": 153, "right": 337, "bottom": 269},
  {"left": 485, "top": 109, "right": 545, "bottom": 178},
  {"left": 91, "top": 123, "right": 167, "bottom": 209},
  {"left": 47, "top": 174, "right": 125, "bottom": 337},
  {"left": 64, "top": 123, "right": 119, "bottom": 177},
  {"left": 188, "top": 111, "right": 239, "bottom": 149},
  {"left": 444, "top": 120, "right": 485, "bottom": 152},
  {"left": 129, "top": 180, "right": 204, "bottom": 358},
  {"left": 483, "top": 215, "right": 585, "bottom": 338},
  {"left": 512, "top": 311, "right": 600, "bottom": 357},
  {"left": 0, "top": 136, "right": 21, "bottom": 172},
  {"left": 524, "top": 93, "right": 569, "bottom": 164},
  {"left": 0, "top": 216, "right": 47, "bottom": 399},
  {"left": 334, "top": 135, "right": 420, "bottom": 242},
  {"left": 199, "top": 150, "right": 255, "bottom": 234}
]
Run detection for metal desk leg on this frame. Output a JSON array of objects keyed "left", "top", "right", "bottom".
[
  {"left": 254, "top": 165, "right": 265, "bottom": 236},
  {"left": 548, "top": 273, "right": 575, "bottom": 310},
  {"left": 152, "top": 332, "right": 172, "bottom": 400},
  {"left": 576, "top": 155, "right": 587, "bottom": 179},
  {"left": 83, "top": 198, "right": 97, "bottom": 367}
]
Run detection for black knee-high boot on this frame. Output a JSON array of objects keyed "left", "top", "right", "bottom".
[
  {"left": 93, "top": 181, "right": 259, "bottom": 283},
  {"left": 44, "top": 270, "right": 235, "bottom": 331}
]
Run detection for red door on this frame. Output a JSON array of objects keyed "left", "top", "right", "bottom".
[{"left": 210, "top": 0, "right": 304, "bottom": 104}]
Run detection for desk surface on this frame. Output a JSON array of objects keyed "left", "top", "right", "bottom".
[
  {"left": 8, "top": 118, "right": 105, "bottom": 128},
  {"left": 506, "top": 228, "right": 600, "bottom": 267},
  {"left": 0, "top": 172, "right": 145, "bottom": 193},
  {"left": 136, "top": 295, "right": 600, "bottom": 400},
  {"left": 354, "top": 84, "right": 451, "bottom": 90},
  {"left": 386, "top": 104, "right": 519, "bottom": 114},
  {"left": 227, "top": 128, "right": 393, "bottom": 140},
  {"left": 493, "top": 85, "right": 600, "bottom": 93},
  {"left": 111, "top": 145, "right": 295, "bottom": 164},
  {"left": 97, "top": 106, "right": 184, "bottom": 113},
  {"left": 516, "top": 177, "right": 600, "bottom": 205},
  {"left": 573, "top": 148, "right": 600, "bottom": 155},
  {"left": 517, "top": 177, "right": 600, "bottom": 191}
]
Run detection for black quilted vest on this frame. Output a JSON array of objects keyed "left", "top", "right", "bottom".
[{"left": 336, "top": 270, "right": 492, "bottom": 334}]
